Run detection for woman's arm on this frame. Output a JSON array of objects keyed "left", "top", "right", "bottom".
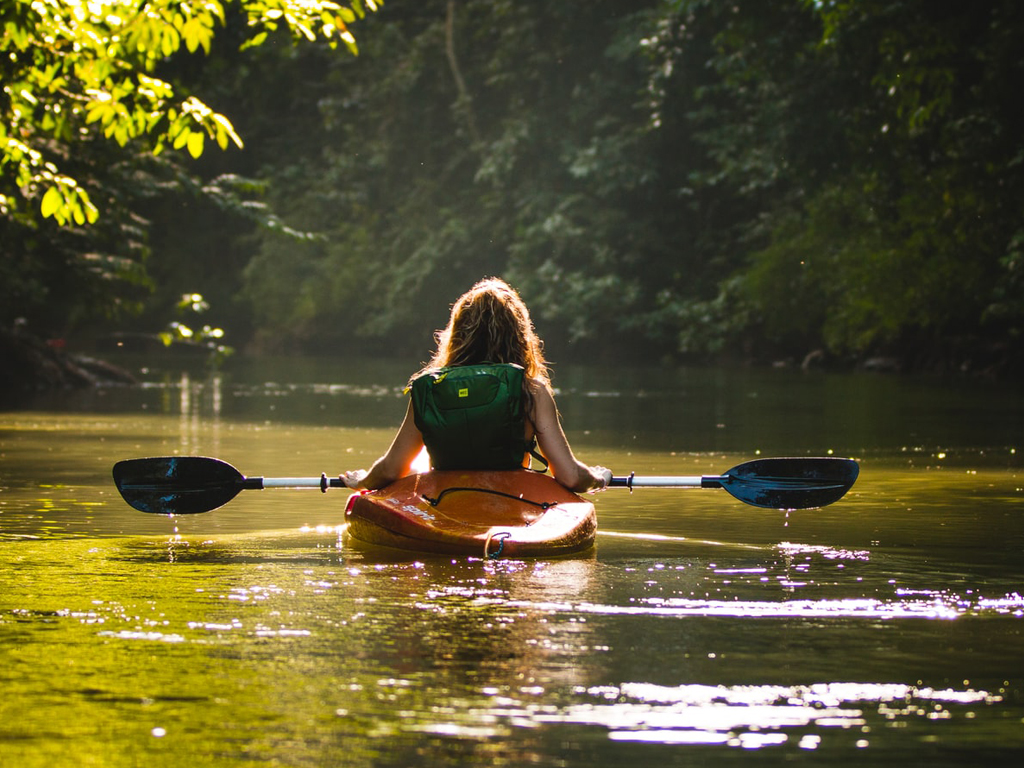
[
  {"left": 342, "top": 400, "right": 425, "bottom": 490},
  {"left": 530, "top": 380, "right": 610, "bottom": 493}
]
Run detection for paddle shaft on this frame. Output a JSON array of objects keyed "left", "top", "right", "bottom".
[
  {"left": 610, "top": 475, "right": 723, "bottom": 489},
  {"left": 252, "top": 475, "right": 713, "bottom": 490},
  {"left": 249, "top": 475, "right": 348, "bottom": 490},
  {"left": 113, "top": 456, "right": 857, "bottom": 514},
  {"left": 251, "top": 475, "right": 719, "bottom": 490}
]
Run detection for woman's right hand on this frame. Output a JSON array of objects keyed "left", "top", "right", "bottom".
[{"left": 588, "top": 466, "right": 612, "bottom": 492}]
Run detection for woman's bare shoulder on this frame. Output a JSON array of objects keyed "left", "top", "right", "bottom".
[
  {"left": 528, "top": 377, "right": 558, "bottom": 425},
  {"left": 527, "top": 376, "right": 555, "bottom": 403},
  {"left": 527, "top": 375, "right": 553, "bottom": 392}
]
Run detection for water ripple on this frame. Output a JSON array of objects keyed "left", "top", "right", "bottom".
[{"left": 506, "top": 591, "right": 1024, "bottom": 620}]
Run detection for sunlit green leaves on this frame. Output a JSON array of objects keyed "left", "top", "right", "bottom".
[
  {"left": 157, "top": 96, "right": 242, "bottom": 158},
  {"left": 241, "top": 0, "right": 379, "bottom": 53},
  {"left": 39, "top": 181, "right": 99, "bottom": 227},
  {"left": 1, "top": 0, "right": 378, "bottom": 227},
  {"left": 0, "top": 130, "right": 99, "bottom": 226},
  {"left": 159, "top": 293, "right": 234, "bottom": 368}
]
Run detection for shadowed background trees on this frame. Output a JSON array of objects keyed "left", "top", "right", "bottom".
[{"left": 4, "top": 0, "right": 1023, "bottom": 375}]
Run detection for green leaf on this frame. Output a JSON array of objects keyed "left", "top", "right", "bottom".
[
  {"left": 241, "top": 31, "right": 269, "bottom": 50},
  {"left": 212, "top": 114, "right": 243, "bottom": 150},
  {"left": 186, "top": 130, "right": 205, "bottom": 159},
  {"left": 172, "top": 128, "right": 190, "bottom": 150},
  {"left": 81, "top": 193, "right": 99, "bottom": 224},
  {"left": 161, "top": 26, "right": 181, "bottom": 57},
  {"left": 71, "top": 199, "right": 86, "bottom": 225},
  {"left": 40, "top": 185, "right": 63, "bottom": 219},
  {"left": 182, "top": 17, "right": 212, "bottom": 54},
  {"left": 86, "top": 101, "right": 113, "bottom": 125}
]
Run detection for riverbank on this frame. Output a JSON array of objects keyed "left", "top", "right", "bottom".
[{"left": 0, "top": 327, "right": 136, "bottom": 399}]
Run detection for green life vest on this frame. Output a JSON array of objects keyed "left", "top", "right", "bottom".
[{"left": 410, "top": 363, "right": 533, "bottom": 471}]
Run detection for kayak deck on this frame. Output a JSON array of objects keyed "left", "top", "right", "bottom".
[{"left": 344, "top": 470, "right": 596, "bottom": 557}]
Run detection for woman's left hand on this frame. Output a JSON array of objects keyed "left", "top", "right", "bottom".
[{"left": 340, "top": 469, "right": 368, "bottom": 490}]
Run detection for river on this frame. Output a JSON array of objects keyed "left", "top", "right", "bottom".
[{"left": 1, "top": 355, "right": 1021, "bottom": 766}]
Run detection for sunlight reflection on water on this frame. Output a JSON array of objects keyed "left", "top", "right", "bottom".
[
  {"left": 565, "top": 680, "right": 1003, "bottom": 749},
  {"left": 403, "top": 678, "right": 1007, "bottom": 751},
  {"left": 454, "top": 586, "right": 1024, "bottom": 621}
]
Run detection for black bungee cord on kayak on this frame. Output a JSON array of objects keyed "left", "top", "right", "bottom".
[
  {"left": 421, "top": 487, "right": 558, "bottom": 510},
  {"left": 419, "top": 489, "right": 557, "bottom": 561}
]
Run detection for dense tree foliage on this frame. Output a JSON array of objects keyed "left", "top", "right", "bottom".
[
  {"left": 234, "top": 0, "right": 1024, "bottom": 372},
  {"left": 238, "top": 1, "right": 673, "bottom": 357},
  {"left": 1, "top": 0, "right": 376, "bottom": 337},
  {"left": 5, "top": 0, "right": 1023, "bottom": 374},
  {"left": 703, "top": 0, "right": 1024, "bottom": 371}
]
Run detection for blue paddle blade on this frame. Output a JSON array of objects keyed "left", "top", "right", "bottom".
[
  {"left": 113, "top": 456, "right": 253, "bottom": 514},
  {"left": 716, "top": 457, "right": 859, "bottom": 509}
]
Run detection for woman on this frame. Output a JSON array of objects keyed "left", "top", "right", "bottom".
[{"left": 341, "top": 278, "right": 610, "bottom": 493}]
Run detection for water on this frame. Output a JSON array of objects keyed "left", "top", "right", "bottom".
[{"left": 1, "top": 356, "right": 1022, "bottom": 766}]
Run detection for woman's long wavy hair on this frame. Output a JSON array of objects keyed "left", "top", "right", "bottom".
[{"left": 416, "top": 278, "right": 551, "bottom": 409}]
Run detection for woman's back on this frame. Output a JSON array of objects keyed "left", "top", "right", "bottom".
[{"left": 341, "top": 278, "right": 609, "bottom": 493}]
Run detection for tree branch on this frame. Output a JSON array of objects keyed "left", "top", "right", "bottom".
[{"left": 445, "top": 1, "right": 482, "bottom": 147}]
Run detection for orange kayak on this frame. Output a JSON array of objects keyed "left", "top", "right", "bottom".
[{"left": 344, "top": 470, "right": 597, "bottom": 557}]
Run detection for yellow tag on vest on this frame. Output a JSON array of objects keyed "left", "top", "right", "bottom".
[{"left": 458, "top": 388, "right": 469, "bottom": 398}]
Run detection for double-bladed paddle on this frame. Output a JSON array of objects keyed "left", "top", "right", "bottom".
[
  {"left": 112, "top": 455, "right": 858, "bottom": 515},
  {"left": 608, "top": 457, "right": 858, "bottom": 509}
]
